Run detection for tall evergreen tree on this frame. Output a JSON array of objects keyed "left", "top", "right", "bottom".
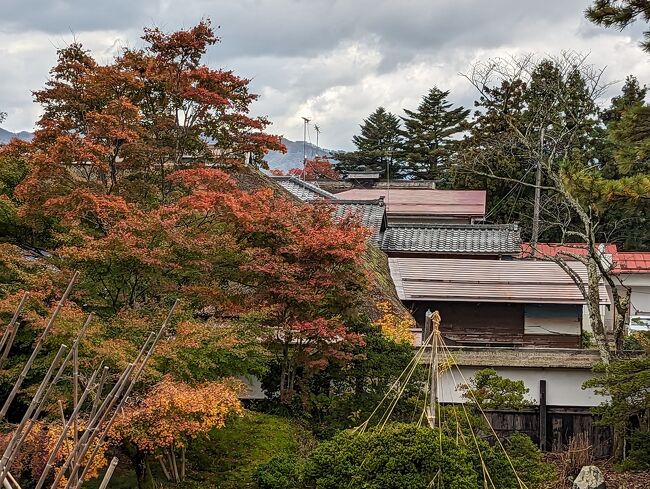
[
  {"left": 400, "top": 88, "right": 470, "bottom": 184},
  {"left": 600, "top": 76, "right": 650, "bottom": 249},
  {"left": 334, "top": 107, "right": 406, "bottom": 178},
  {"left": 586, "top": 1, "right": 650, "bottom": 53}
]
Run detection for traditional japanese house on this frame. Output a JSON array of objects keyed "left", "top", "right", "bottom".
[{"left": 389, "top": 257, "right": 609, "bottom": 348}]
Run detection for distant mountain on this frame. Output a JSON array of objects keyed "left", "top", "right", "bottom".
[
  {"left": 264, "top": 138, "right": 336, "bottom": 172},
  {"left": 0, "top": 128, "right": 33, "bottom": 144},
  {"left": 0, "top": 132, "right": 337, "bottom": 173}
]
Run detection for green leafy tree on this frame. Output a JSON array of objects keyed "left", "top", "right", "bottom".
[
  {"left": 586, "top": 1, "right": 650, "bottom": 52},
  {"left": 584, "top": 333, "right": 650, "bottom": 448},
  {"left": 460, "top": 368, "right": 533, "bottom": 410},
  {"left": 400, "top": 87, "right": 469, "bottom": 184},
  {"left": 334, "top": 107, "right": 406, "bottom": 178}
]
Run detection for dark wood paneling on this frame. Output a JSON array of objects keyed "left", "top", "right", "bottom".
[
  {"left": 479, "top": 407, "right": 612, "bottom": 457},
  {"left": 523, "top": 334, "right": 580, "bottom": 348},
  {"left": 408, "top": 301, "right": 580, "bottom": 348}
]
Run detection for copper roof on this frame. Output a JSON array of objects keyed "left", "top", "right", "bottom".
[
  {"left": 381, "top": 223, "right": 520, "bottom": 254},
  {"left": 334, "top": 188, "right": 486, "bottom": 218},
  {"left": 389, "top": 257, "right": 609, "bottom": 304}
]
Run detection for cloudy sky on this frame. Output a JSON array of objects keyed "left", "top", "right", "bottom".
[{"left": 1, "top": 0, "right": 649, "bottom": 149}]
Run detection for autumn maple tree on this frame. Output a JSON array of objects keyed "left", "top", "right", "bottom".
[
  {"left": 110, "top": 376, "right": 243, "bottom": 484},
  {"left": 0, "top": 17, "right": 387, "bottom": 489},
  {"left": 286, "top": 157, "right": 340, "bottom": 180}
]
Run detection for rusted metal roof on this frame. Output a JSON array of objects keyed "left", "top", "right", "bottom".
[
  {"left": 335, "top": 188, "right": 486, "bottom": 218},
  {"left": 389, "top": 257, "right": 609, "bottom": 304}
]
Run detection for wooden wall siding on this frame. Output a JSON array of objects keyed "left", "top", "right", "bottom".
[
  {"left": 480, "top": 408, "right": 612, "bottom": 457},
  {"left": 409, "top": 301, "right": 580, "bottom": 348},
  {"left": 522, "top": 334, "right": 581, "bottom": 348}
]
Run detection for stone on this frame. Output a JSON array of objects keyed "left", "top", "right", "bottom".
[{"left": 573, "top": 465, "right": 606, "bottom": 489}]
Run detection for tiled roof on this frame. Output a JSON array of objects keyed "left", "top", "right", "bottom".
[
  {"left": 271, "top": 176, "right": 337, "bottom": 201},
  {"left": 381, "top": 223, "right": 521, "bottom": 254},
  {"left": 613, "top": 252, "right": 650, "bottom": 274},
  {"left": 389, "top": 257, "right": 609, "bottom": 305},
  {"left": 329, "top": 199, "right": 387, "bottom": 246},
  {"left": 334, "top": 188, "right": 486, "bottom": 218}
]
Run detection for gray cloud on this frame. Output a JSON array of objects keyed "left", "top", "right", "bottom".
[{"left": 1, "top": 0, "right": 649, "bottom": 149}]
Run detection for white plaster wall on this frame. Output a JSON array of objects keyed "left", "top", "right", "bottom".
[{"left": 439, "top": 367, "right": 608, "bottom": 407}]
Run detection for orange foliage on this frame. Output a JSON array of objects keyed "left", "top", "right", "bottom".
[
  {"left": 110, "top": 376, "right": 244, "bottom": 452},
  {"left": 0, "top": 420, "right": 108, "bottom": 488},
  {"left": 287, "top": 157, "right": 340, "bottom": 180},
  {"left": 373, "top": 301, "right": 415, "bottom": 345}
]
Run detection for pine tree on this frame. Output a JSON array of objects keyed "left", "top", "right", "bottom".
[
  {"left": 600, "top": 76, "right": 650, "bottom": 249},
  {"left": 400, "top": 88, "right": 469, "bottom": 183},
  {"left": 586, "top": 1, "right": 650, "bottom": 53},
  {"left": 334, "top": 107, "right": 406, "bottom": 178}
]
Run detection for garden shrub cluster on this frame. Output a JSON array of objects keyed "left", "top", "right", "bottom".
[{"left": 256, "top": 423, "right": 555, "bottom": 489}]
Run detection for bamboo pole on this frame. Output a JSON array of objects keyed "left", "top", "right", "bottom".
[
  {"left": 97, "top": 457, "right": 118, "bottom": 489},
  {"left": 34, "top": 364, "right": 103, "bottom": 489},
  {"left": 1, "top": 272, "right": 79, "bottom": 418},
  {"left": 71, "top": 343, "right": 79, "bottom": 488},
  {"left": 73, "top": 300, "right": 179, "bottom": 486},
  {"left": 47, "top": 357, "right": 142, "bottom": 489},
  {"left": 5, "top": 472, "right": 20, "bottom": 489},
  {"left": 0, "top": 344, "right": 68, "bottom": 485},
  {"left": 5, "top": 313, "right": 94, "bottom": 473},
  {"left": 54, "top": 331, "right": 156, "bottom": 489},
  {"left": 90, "top": 366, "right": 109, "bottom": 419},
  {"left": 0, "top": 292, "right": 28, "bottom": 367}
]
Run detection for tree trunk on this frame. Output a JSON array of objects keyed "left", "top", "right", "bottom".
[
  {"left": 587, "top": 256, "right": 610, "bottom": 364},
  {"left": 125, "top": 443, "right": 154, "bottom": 489}
]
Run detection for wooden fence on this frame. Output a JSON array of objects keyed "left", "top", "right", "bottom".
[{"left": 483, "top": 407, "right": 612, "bottom": 458}]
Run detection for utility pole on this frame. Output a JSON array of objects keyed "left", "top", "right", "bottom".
[
  {"left": 531, "top": 127, "right": 544, "bottom": 257},
  {"left": 301, "top": 117, "right": 310, "bottom": 181}
]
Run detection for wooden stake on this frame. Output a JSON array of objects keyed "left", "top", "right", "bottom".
[{"left": 97, "top": 457, "right": 118, "bottom": 489}]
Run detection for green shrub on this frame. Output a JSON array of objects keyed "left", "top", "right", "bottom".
[
  {"left": 619, "top": 431, "right": 650, "bottom": 470},
  {"left": 506, "top": 432, "right": 557, "bottom": 488},
  {"left": 303, "top": 423, "right": 478, "bottom": 489},
  {"left": 255, "top": 455, "right": 303, "bottom": 489}
]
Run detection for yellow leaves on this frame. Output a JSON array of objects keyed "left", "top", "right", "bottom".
[
  {"left": 373, "top": 301, "right": 414, "bottom": 345},
  {"left": 8, "top": 420, "right": 108, "bottom": 488},
  {"left": 111, "top": 376, "right": 244, "bottom": 453}
]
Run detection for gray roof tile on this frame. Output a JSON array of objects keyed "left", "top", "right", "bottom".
[
  {"left": 271, "top": 176, "right": 337, "bottom": 201},
  {"left": 381, "top": 223, "right": 521, "bottom": 254},
  {"left": 331, "top": 200, "right": 387, "bottom": 245}
]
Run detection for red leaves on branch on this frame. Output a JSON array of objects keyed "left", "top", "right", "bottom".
[{"left": 286, "top": 157, "right": 340, "bottom": 180}]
